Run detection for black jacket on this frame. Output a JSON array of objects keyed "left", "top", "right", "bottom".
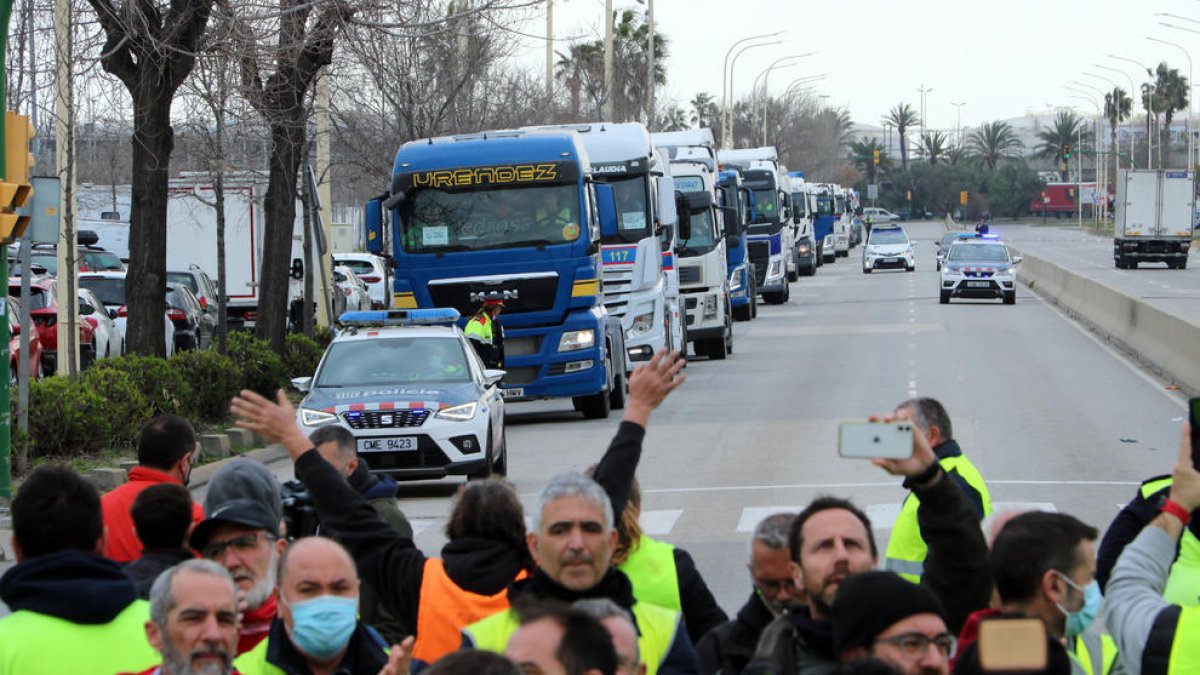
[
  {"left": 123, "top": 548, "right": 195, "bottom": 600},
  {"left": 294, "top": 419, "right": 647, "bottom": 639},
  {"left": 1095, "top": 474, "right": 1200, "bottom": 592},
  {"left": 257, "top": 615, "right": 390, "bottom": 674},
  {"left": 0, "top": 550, "right": 139, "bottom": 624},
  {"left": 674, "top": 547, "right": 729, "bottom": 644},
  {"left": 696, "top": 592, "right": 777, "bottom": 675},
  {"left": 743, "top": 467, "right": 992, "bottom": 674}
]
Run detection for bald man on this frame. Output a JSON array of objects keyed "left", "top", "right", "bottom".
[{"left": 233, "top": 537, "right": 392, "bottom": 674}]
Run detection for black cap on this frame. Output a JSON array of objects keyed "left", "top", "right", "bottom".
[
  {"left": 189, "top": 458, "right": 283, "bottom": 549},
  {"left": 832, "top": 571, "right": 947, "bottom": 655}
]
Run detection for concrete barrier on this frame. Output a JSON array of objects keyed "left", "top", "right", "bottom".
[{"left": 1012, "top": 245, "right": 1200, "bottom": 396}]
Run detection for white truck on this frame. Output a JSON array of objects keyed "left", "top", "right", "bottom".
[
  {"left": 1114, "top": 169, "right": 1194, "bottom": 269},
  {"left": 654, "top": 129, "right": 733, "bottom": 360},
  {"left": 75, "top": 175, "right": 320, "bottom": 328}
]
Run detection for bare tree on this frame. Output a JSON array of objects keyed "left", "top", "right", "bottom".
[{"left": 86, "top": 0, "right": 215, "bottom": 356}]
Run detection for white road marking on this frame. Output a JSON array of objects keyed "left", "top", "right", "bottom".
[
  {"left": 639, "top": 509, "right": 683, "bottom": 535},
  {"left": 736, "top": 506, "right": 806, "bottom": 532},
  {"left": 410, "top": 517, "right": 439, "bottom": 536}
]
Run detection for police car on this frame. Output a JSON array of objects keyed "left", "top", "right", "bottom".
[
  {"left": 292, "top": 309, "right": 507, "bottom": 480},
  {"left": 939, "top": 236, "right": 1022, "bottom": 305}
]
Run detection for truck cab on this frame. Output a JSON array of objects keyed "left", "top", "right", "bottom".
[
  {"left": 720, "top": 147, "right": 793, "bottom": 305},
  {"left": 364, "top": 129, "right": 627, "bottom": 419},
  {"left": 787, "top": 171, "right": 819, "bottom": 276},
  {"left": 717, "top": 168, "right": 757, "bottom": 320}
]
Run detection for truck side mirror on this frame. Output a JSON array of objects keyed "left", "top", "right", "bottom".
[
  {"left": 720, "top": 206, "right": 739, "bottom": 235},
  {"left": 674, "top": 192, "right": 692, "bottom": 241},
  {"left": 656, "top": 176, "right": 678, "bottom": 228},
  {"left": 595, "top": 183, "right": 619, "bottom": 240},
  {"left": 365, "top": 196, "right": 387, "bottom": 255}
]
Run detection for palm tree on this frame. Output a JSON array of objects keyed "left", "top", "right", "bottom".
[
  {"left": 848, "top": 137, "right": 888, "bottom": 182},
  {"left": 917, "top": 130, "right": 948, "bottom": 165},
  {"left": 1104, "top": 87, "right": 1133, "bottom": 169},
  {"left": 690, "top": 92, "right": 718, "bottom": 129},
  {"left": 882, "top": 103, "right": 920, "bottom": 170},
  {"left": 1151, "top": 62, "right": 1188, "bottom": 167},
  {"left": 659, "top": 105, "right": 689, "bottom": 131},
  {"left": 553, "top": 10, "right": 668, "bottom": 123},
  {"left": 967, "top": 121, "right": 1024, "bottom": 170},
  {"left": 1035, "top": 110, "right": 1089, "bottom": 178}
]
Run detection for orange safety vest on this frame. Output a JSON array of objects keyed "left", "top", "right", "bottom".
[{"left": 411, "top": 558, "right": 526, "bottom": 664}]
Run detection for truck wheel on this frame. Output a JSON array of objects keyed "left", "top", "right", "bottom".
[
  {"left": 939, "top": 290, "right": 951, "bottom": 305},
  {"left": 608, "top": 371, "right": 627, "bottom": 410},
  {"left": 733, "top": 303, "right": 751, "bottom": 322},
  {"left": 576, "top": 356, "right": 612, "bottom": 420},
  {"left": 750, "top": 279, "right": 758, "bottom": 319},
  {"left": 1180, "top": 258, "right": 1189, "bottom": 270},
  {"left": 763, "top": 290, "right": 783, "bottom": 305},
  {"left": 726, "top": 318, "right": 734, "bottom": 355},
  {"left": 707, "top": 337, "right": 727, "bottom": 360},
  {"left": 787, "top": 266, "right": 799, "bottom": 282},
  {"left": 783, "top": 281, "right": 790, "bottom": 303}
]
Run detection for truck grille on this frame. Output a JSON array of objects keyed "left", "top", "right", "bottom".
[
  {"left": 678, "top": 265, "right": 701, "bottom": 285},
  {"left": 505, "top": 336, "right": 541, "bottom": 357},
  {"left": 343, "top": 410, "right": 429, "bottom": 429},
  {"left": 749, "top": 241, "right": 770, "bottom": 285},
  {"left": 501, "top": 366, "right": 540, "bottom": 385},
  {"left": 428, "top": 275, "right": 559, "bottom": 316}
]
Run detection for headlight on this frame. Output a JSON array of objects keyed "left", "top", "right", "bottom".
[
  {"left": 558, "top": 329, "right": 595, "bottom": 352},
  {"left": 300, "top": 408, "right": 338, "bottom": 427},
  {"left": 627, "top": 312, "right": 654, "bottom": 338},
  {"left": 436, "top": 402, "right": 478, "bottom": 421},
  {"left": 798, "top": 244, "right": 810, "bottom": 254},
  {"left": 728, "top": 266, "right": 745, "bottom": 291},
  {"left": 769, "top": 261, "right": 782, "bottom": 277},
  {"left": 703, "top": 295, "right": 718, "bottom": 318}
]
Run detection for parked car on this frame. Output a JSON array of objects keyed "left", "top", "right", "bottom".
[
  {"left": 333, "top": 253, "right": 393, "bottom": 309},
  {"left": 79, "top": 287, "right": 124, "bottom": 359},
  {"left": 166, "top": 283, "right": 216, "bottom": 351},
  {"left": 333, "top": 266, "right": 373, "bottom": 313},
  {"left": 8, "top": 277, "right": 96, "bottom": 375},
  {"left": 78, "top": 271, "right": 176, "bottom": 357},
  {"left": 7, "top": 298, "right": 44, "bottom": 385},
  {"left": 24, "top": 231, "right": 126, "bottom": 275},
  {"left": 166, "top": 266, "right": 220, "bottom": 310},
  {"left": 862, "top": 207, "right": 902, "bottom": 222}
]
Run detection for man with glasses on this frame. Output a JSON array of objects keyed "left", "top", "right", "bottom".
[
  {"left": 189, "top": 457, "right": 288, "bottom": 656},
  {"left": 698, "top": 513, "right": 800, "bottom": 675},
  {"left": 832, "top": 572, "right": 956, "bottom": 675}
]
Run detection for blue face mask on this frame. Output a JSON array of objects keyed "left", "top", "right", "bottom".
[
  {"left": 283, "top": 594, "right": 358, "bottom": 660},
  {"left": 1055, "top": 572, "right": 1101, "bottom": 639}
]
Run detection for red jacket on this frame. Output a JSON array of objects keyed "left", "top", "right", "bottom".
[
  {"left": 953, "top": 607, "right": 1003, "bottom": 670},
  {"left": 101, "top": 466, "right": 204, "bottom": 562}
]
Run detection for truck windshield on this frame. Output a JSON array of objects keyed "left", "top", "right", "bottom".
[
  {"left": 601, "top": 175, "right": 653, "bottom": 244},
  {"left": 401, "top": 184, "right": 582, "bottom": 253},
  {"left": 678, "top": 208, "right": 718, "bottom": 257},
  {"left": 790, "top": 193, "right": 809, "bottom": 221},
  {"left": 816, "top": 195, "right": 835, "bottom": 216},
  {"left": 750, "top": 188, "right": 779, "bottom": 223}
]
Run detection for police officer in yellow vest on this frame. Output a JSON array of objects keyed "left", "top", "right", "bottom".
[
  {"left": 234, "top": 537, "right": 392, "bottom": 675},
  {"left": 0, "top": 466, "right": 160, "bottom": 674},
  {"left": 461, "top": 472, "right": 700, "bottom": 675},
  {"left": 886, "top": 398, "right": 992, "bottom": 583},
  {"left": 465, "top": 298, "right": 504, "bottom": 369},
  {"left": 1107, "top": 423, "right": 1200, "bottom": 675}
]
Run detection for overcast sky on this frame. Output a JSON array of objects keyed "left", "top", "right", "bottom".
[{"left": 511, "top": 0, "right": 1200, "bottom": 131}]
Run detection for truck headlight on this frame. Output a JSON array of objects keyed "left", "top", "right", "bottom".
[
  {"left": 728, "top": 266, "right": 745, "bottom": 291},
  {"left": 300, "top": 408, "right": 338, "bottom": 427},
  {"left": 798, "top": 243, "right": 810, "bottom": 254},
  {"left": 436, "top": 402, "right": 477, "bottom": 421},
  {"left": 627, "top": 312, "right": 654, "bottom": 338},
  {"left": 769, "top": 260, "right": 782, "bottom": 278},
  {"left": 703, "top": 295, "right": 718, "bottom": 319},
  {"left": 558, "top": 329, "right": 595, "bottom": 352}
]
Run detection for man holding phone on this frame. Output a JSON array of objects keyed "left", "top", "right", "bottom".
[
  {"left": 1106, "top": 421, "right": 1200, "bottom": 674},
  {"left": 744, "top": 415, "right": 991, "bottom": 675}
]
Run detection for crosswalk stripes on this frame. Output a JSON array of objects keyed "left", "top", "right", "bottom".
[{"left": 639, "top": 509, "right": 683, "bottom": 536}]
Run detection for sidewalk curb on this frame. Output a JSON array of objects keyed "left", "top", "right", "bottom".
[{"left": 188, "top": 444, "right": 291, "bottom": 490}]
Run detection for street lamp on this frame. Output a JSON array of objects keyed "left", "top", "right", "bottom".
[
  {"left": 1152, "top": 30, "right": 1195, "bottom": 171},
  {"left": 782, "top": 73, "right": 831, "bottom": 100},
  {"left": 917, "top": 83, "right": 934, "bottom": 136},
  {"left": 1108, "top": 54, "right": 1156, "bottom": 168},
  {"left": 721, "top": 33, "right": 785, "bottom": 148},
  {"left": 753, "top": 54, "right": 814, "bottom": 145},
  {"left": 951, "top": 101, "right": 967, "bottom": 148}
]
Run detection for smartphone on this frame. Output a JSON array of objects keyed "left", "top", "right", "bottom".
[
  {"left": 977, "top": 618, "right": 1047, "bottom": 672},
  {"left": 1190, "top": 398, "right": 1200, "bottom": 470},
  {"left": 838, "top": 421, "right": 913, "bottom": 460}
]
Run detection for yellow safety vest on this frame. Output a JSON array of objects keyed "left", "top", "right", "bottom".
[
  {"left": 464, "top": 314, "right": 494, "bottom": 345},
  {"left": 884, "top": 454, "right": 993, "bottom": 582},
  {"left": 618, "top": 535, "right": 681, "bottom": 612},
  {"left": 233, "top": 637, "right": 286, "bottom": 675},
  {"left": 1166, "top": 606, "right": 1200, "bottom": 675},
  {"left": 1139, "top": 478, "right": 1200, "bottom": 607},
  {"left": 0, "top": 599, "right": 160, "bottom": 675},
  {"left": 463, "top": 600, "right": 679, "bottom": 675},
  {"left": 1073, "top": 633, "right": 1119, "bottom": 675}
]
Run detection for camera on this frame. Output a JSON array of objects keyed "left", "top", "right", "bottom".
[{"left": 280, "top": 479, "right": 321, "bottom": 539}]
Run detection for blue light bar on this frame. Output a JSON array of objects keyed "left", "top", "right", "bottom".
[
  {"left": 975, "top": 233, "right": 1001, "bottom": 240},
  {"left": 339, "top": 308, "right": 461, "bottom": 327}
]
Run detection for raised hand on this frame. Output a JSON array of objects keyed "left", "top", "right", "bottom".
[{"left": 624, "top": 349, "right": 686, "bottom": 427}]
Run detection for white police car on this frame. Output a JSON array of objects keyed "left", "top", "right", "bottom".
[
  {"left": 862, "top": 225, "right": 915, "bottom": 273},
  {"left": 939, "top": 236, "right": 1022, "bottom": 305},
  {"left": 292, "top": 309, "right": 507, "bottom": 480}
]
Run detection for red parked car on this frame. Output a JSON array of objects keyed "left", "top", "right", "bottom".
[
  {"left": 8, "top": 277, "right": 96, "bottom": 376},
  {"left": 7, "top": 298, "right": 44, "bottom": 385}
]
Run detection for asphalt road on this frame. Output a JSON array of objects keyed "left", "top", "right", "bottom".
[
  {"left": 2, "top": 219, "right": 1192, "bottom": 620},
  {"left": 989, "top": 222, "right": 1200, "bottom": 325}
]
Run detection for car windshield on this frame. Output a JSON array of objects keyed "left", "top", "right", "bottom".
[
  {"left": 870, "top": 229, "right": 908, "bottom": 245},
  {"left": 402, "top": 183, "right": 582, "bottom": 253},
  {"left": 82, "top": 251, "right": 123, "bottom": 271},
  {"left": 948, "top": 244, "right": 1010, "bottom": 263},
  {"left": 315, "top": 337, "right": 472, "bottom": 386},
  {"left": 9, "top": 286, "right": 52, "bottom": 310},
  {"left": 166, "top": 272, "right": 199, "bottom": 294},
  {"left": 336, "top": 260, "right": 376, "bottom": 276},
  {"left": 79, "top": 277, "right": 126, "bottom": 306}
]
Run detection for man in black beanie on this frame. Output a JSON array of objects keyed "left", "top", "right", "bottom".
[{"left": 832, "top": 572, "right": 955, "bottom": 675}]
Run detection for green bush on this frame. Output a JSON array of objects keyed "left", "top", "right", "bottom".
[
  {"left": 284, "top": 333, "right": 324, "bottom": 379},
  {"left": 171, "top": 349, "right": 243, "bottom": 422},
  {"left": 312, "top": 325, "right": 335, "bottom": 349},
  {"left": 81, "top": 368, "right": 151, "bottom": 446},
  {"left": 227, "top": 332, "right": 288, "bottom": 398},
  {"left": 27, "top": 376, "right": 124, "bottom": 456},
  {"left": 92, "top": 354, "right": 192, "bottom": 417}
]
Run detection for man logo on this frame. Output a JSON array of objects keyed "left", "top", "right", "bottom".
[{"left": 470, "top": 290, "right": 519, "bottom": 303}]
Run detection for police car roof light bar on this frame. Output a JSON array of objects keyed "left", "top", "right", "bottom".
[{"left": 339, "top": 308, "right": 461, "bottom": 327}]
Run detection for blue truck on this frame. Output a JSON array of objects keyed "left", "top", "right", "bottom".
[
  {"left": 719, "top": 148, "right": 793, "bottom": 305},
  {"left": 717, "top": 168, "right": 757, "bottom": 321},
  {"left": 363, "top": 130, "right": 628, "bottom": 419}
]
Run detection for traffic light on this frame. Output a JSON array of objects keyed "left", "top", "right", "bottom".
[
  {"left": 0, "top": 112, "right": 34, "bottom": 244},
  {"left": 1063, "top": 144, "right": 1071, "bottom": 161},
  {"left": 873, "top": 149, "right": 880, "bottom": 166}
]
